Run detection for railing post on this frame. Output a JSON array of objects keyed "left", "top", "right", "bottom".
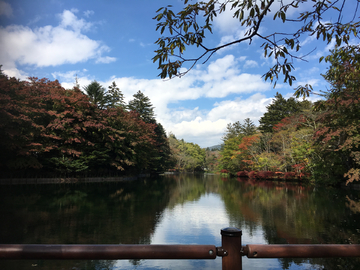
[{"left": 220, "top": 227, "right": 242, "bottom": 270}]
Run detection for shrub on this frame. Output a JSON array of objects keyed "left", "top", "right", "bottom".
[
  {"left": 257, "top": 171, "right": 267, "bottom": 179},
  {"left": 248, "top": 171, "right": 257, "bottom": 179},
  {"left": 237, "top": 171, "right": 248, "bottom": 177},
  {"left": 284, "top": 172, "right": 296, "bottom": 179}
]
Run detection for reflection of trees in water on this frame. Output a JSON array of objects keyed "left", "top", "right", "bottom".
[
  {"left": 1, "top": 176, "right": 360, "bottom": 269},
  {"left": 0, "top": 179, "right": 179, "bottom": 245},
  {"left": 164, "top": 174, "right": 221, "bottom": 209},
  {"left": 0, "top": 179, "right": 177, "bottom": 269},
  {"left": 218, "top": 178, "right": 360, "bottom": 269}
]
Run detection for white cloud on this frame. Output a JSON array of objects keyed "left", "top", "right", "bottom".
[
  {"left": 83, "top": 10, "right": 94, "bottom": 18},
  {"left": 52, "top": 70, "right": 79, "bottom": 81},
  {"left": 0, "top": 1, "right": 12, "bottom": 17},
  {"left": 0, "top": 9, "right": 115, "bottom": 76},
  {"left": 59, "top": 9, "right": 92, "bottom": 32},
  {"left": 96, "top": 56, "right": 117, "bottom": 64},
  {"left": 213, "top": 5, "right": 242, "bottom": 34},
  {"left": 243, "top": 60, "right": 258, "bottom": 69},
  {"left": 209, "top": 93, "right": 271, "bottom": 123},
  {"left": 2, "top": 67, "right": 28, "bottom": 80}
]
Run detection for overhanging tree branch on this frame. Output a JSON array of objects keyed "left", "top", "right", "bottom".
[{"left": 153, "top": 0, "right": 360, "bottom": 94}]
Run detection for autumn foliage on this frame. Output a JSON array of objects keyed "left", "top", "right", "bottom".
[
  {"left": 0, "top": 75, "right": 169, "bottom": 177},
  {"left": 217, "top": 46, "right": 360, "bottom": 186}
]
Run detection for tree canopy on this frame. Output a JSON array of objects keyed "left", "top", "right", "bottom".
[
  {"left": 0, "top": 75, "right": 171, "bottom": 177},
  {"left": 153, "top": 0, "right": 359, "bottom": 90},
  {"left": 215, "top": 46, "right": 360, "bottom": 185}
]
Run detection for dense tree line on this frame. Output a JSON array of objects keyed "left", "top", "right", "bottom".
[
  {"left": 217, "top": 46, "right": 360, "bottom": 186},
  {"left": 0, "top": 73, "right": 171, "bottom": 177},
  {"left": 1, "top": 44, "right": 358, "bottom": 185}
]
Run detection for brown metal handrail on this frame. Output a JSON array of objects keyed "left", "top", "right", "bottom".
[
  {"left": 243, "top": 244, "right": 360, "bottom": 258},
  {"left": 0, "top": 244, "right": 217, "bottom": 260},
  {"left": 1, "top": 228, "right": 360, "bottom": 270}
]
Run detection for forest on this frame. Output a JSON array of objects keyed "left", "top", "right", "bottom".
[
  {"left": 0, "top": 73, "right": 173, "bottom": 178},
  {"left": 215, "top": 46, "right": 360, "bottom": 186},
  {"left": 0, "top": 46, "right": 359, "bottom": 186}
]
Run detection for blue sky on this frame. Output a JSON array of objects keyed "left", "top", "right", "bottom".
[{"left": 0, "top": 0, "right": 356, "bottom": 147}]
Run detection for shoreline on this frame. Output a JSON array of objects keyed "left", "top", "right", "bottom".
[{"left": 0, "top": 174, "right": 150, "bottom": 185}]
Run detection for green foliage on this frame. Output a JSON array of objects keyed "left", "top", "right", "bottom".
[
  {"left": 259, "top": 92, "right": 301, "bottom": 133},
  {"left": 49, "top": 156, "right": 89, "bottom": 175},
  {"left": 255, "top": 152, "right": 283, "bottom": 172},
  {"left": 149, "top": 122, "right": 174, "bottom": 173},
  {"left": 153, "top": 0, "right": 359, "bottom": 87},
  {"left": 168, "top": 135, "right": 206, "bottom": 172},
  {"left": 219, "top": 100, "right": 317, "bottom": 177},
  {"left": 218, "top": 136, "right": 244, "bottom": 174}
]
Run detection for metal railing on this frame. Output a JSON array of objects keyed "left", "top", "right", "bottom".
[{"left": 1, "top": 227, "right": 360, "bottom": 269}]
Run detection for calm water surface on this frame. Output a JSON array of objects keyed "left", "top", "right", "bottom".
[{"left": 1, "top": 174, "right": 360, "bottom": 269}]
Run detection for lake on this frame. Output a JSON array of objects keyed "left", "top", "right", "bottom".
[{"left": 1, "top": 174, "right": 360, "bottom": 269}]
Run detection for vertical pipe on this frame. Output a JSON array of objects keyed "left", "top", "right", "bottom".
[{"left": 221, "top": 227, "right": 242, "bottom": 270}]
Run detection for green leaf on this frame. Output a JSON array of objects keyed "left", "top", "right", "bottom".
[{"left": 280, "top": 11, "right": 286, "bottom": 22}]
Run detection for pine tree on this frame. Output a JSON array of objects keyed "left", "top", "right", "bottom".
[
  {"left": 127, "top": 90, "right": 155, "bottom": 123},
  {"left": 259, "top": 93, "right": 301, "bottom": 133},
  {"left": 108, "top": 81, "right": 125, "bottom": 107},
  {"left": 83, "top": 81, "right": 125, "bottom": 109},
  {"left": 222, "top": 118, "right": 257, "bottom": 141},
  {"left": 83, "top": 81, "right": 107, "bottom": 109},
  {"left": 240, "top": 118, "right": 257, "bottom": 136}
]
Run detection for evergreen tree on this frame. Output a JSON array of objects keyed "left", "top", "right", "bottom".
[
  {"left": 240, "top": 118, "right": 257, "bottom": 136},
  {"left": 259, "top": 93, "right": 301, "bottom": 133},
  {"left": 83, "top": 81, "right": 124, "bottom": 109},
  {"left": 127, "top": 90, "right": 155, "bottom": 123},
  {"left": 108, "top": 81, "right": 125, "bottom": 107},
  {"left": 222, "top": 118, "right": 257, "bottom": 141},
  {"left": 222, "top": 121, "right": 242, "bottom": 141},
  {"left": 83, "top": 81, "right": 107, "bottom": 109},
  {"left": 149, "top": 122, "right": 173, "bottom": 173}
]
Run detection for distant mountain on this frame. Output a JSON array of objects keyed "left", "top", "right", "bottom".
[{"left": 205, "top": 144, "right": 223, "bottom": 151}]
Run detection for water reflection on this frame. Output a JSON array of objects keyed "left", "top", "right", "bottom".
[{"left": 0, "top": 174, "right": 360, "bottom": 269}]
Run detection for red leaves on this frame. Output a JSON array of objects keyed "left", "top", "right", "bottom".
[
  {"left": 238, "top": 135, "right": 259, "bottom": 151},
  {"left": 237, "top": 171, "right": 248, "bottom": 177},
  {"left": 0, "top": 75, "right": 159, "bottom": 173}
]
